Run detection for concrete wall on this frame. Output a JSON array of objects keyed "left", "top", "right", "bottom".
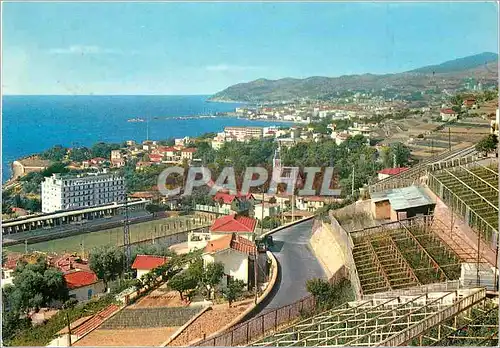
[
  {"left": 309, "top": 221, "right": 346, "bottom": 278},
  {"left": 372, "top": 200, "right": 391, "bottom": 220}
]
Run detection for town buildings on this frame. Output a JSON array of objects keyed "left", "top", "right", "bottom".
[
  {"left": 131, "top": 255, "right": 170, "bottom": 279},
  {"left": 41, "top": 172, "right": 126, "bottom": 213}
]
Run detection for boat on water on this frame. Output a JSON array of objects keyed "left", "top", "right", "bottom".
[{"left": 127, "top": 118, "right": 145, "bottom": 122}]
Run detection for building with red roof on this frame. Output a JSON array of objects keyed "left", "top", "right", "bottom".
[
  {"left": 203, "top": 233, "right": 257, "bottom": 290},
  {"left": 64, "top": 270, "right": 104, "bottom": 302},
  {"left": 181, "top": 148, "right": 197, "bottom": 161},
  {"left": 440, "top": 108, "right": 458, "bottom": 121},
  {"left": 131, "top": 255, "right": 170, "bottom": 279},
  {"left": 377, "top": 167, "right": 409, "bottom": 180},
  {"left": 213, "top": 191, "right": 255, "bottom": 214},
  {"left": 209, "top": 214, "right": 257, "bottom": 241},
  {"left": 149, "top": 154, "right": 163, "bottom": 163}
]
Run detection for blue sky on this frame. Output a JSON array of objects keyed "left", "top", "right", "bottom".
[{"left": 2, "top": 1, "right": 498, "bottom": 95}]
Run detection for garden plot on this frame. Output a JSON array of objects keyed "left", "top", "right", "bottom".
[
  {"left": 350, "top": 220, "right": 462, "bottom": 295},
  {"left": 430, "top": 163, "right": 498, "bottom": 244}
]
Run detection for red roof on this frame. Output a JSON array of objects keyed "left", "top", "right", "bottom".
[
  {"left": 204, "top": 233, "right": 256, "bottom": 255},
  {"left": 440, "top": 108, "right": 456, "bottom": 114},
  {"left": 131, "top": 255, "right": 169, "bottom": 270},
  {"left": 378, "top": 167, "right": 409, "bottom": 176},
  {"left": 149, "top": 154, "right": 163, "bottom": 162},
  {"left": 210, "top": 214, "right": 257, "bottom": 234},
  {"left": 213, "top": 191, "right": 254, "bottom": 204},
  {"left": 64, "top": 270, "right": 99, "bottom": 290},
  {"left": 302, "top": 196, "right": 326, "bottom": 202},
  {"left": 181, "top": 148, "right": 196, "bottom": 153}
]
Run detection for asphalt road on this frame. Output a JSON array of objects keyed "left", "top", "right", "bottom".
[{"left": 260, "top": 219, "right": 326, "bottom": 313}]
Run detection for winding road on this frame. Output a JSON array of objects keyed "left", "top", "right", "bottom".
[{"left": 260, "top": 219, "right": 326, "bottom": 313}]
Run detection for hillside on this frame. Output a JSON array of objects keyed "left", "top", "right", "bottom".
[
  {"left": 409, "top": 52, "right": 498, "bottom": 74},
  {"left": 209, "top": 52, "right": 498, "bottom": 102}
]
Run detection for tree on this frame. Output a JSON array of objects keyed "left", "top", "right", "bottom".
[
  {"left": 145, "top": 203, "right": 162, "bottom": 217},
  {"left": 168, "top": 272, "right": 198, "bottom": 301},
  {"left": 389, "top": 142, "right": 411, "bottom": 167},
  {"left": 223, "top": 278, "right": 245, "bottom": 307},
  {"left": 8, "top": 256, "right": 69, "bottom": 315},
  {"left": 306, "top": 278, "right": 331, "bottom": 305},
  {"left": 475, "top": 134, "right": 498, "bottom": 156},
  {"left": 201, "top": 262, "right": 225, "bottom": 299},
  {"left": 88, "top": 246, "right": 125, "bottom": 289},
  {"left": 90, "top": 142, "right": 121, "bottom": 159}
]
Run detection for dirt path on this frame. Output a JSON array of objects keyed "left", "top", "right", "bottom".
[{"left": 168, "top": 299, "right": 254, "bottom": 346}]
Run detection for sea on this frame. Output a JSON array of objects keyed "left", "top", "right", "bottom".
[{"left": 2, "top": 95, "right": 290, "bottom": 182}]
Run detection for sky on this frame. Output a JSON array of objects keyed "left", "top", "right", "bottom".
[{"left": 2, "top": 1, "right": 498, "bottom": 95}]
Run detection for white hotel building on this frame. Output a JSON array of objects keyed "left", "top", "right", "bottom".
[{"left": 41, "top": 172, "right": 126, "bottom": 213}]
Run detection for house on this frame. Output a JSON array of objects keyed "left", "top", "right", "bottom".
[
  {"left": 11, "top": 207, "right": 28, "bottom": 217},
  {"left": 82, "top": 157, "right": 107, "bottom": 169},
  {"left": 295, "top": 196, "right": 327, "bottom": 212},
  {"left": 377, "top": 167, "right": 409, "bottom": 181},
  {"left": 331, "top": 131, "right": 350, "bottom": 145},
  {"left": 181, "top": 148, "right": 197, "bottom": 162},
  {"left": 110, "top": 150, "right": 125, "bottom": 168},
  {"left": 1, "top": 257, "right": 17, "bottom": 288},
  {"left": 462, "top": 99, "right": 477, "bottom": 109},
  {"left": 209, "top": 214, "right": 257, "bottom": 242},
  {"left": 213, "top": 191, "right": 254, "bottom": 214},
  {"left": 440, "top": 108, "right": 458, "bottom": 122},
  {"left": 64, "top": 270, "right": 105, "bottom": 302},
  {"left": 131, "top": 255, "right": 170, "bottom": 279},
  {"left": 149, "top": 154, "right": 163, "bottom": 163},
  {"left": 253, "top": 203, "right": 280, "bottom": 220},
  {"left": 370, "top": 185, "right": 436, "bottom": 221},
  {"left": 175, "top": 136, "right": 190, "bottom": 146},
  {"left": 135, "top": 161, "right": 152, "bottom": 170},
  {"left": 203, "top": 233, "right": 256, "bottom": 290}
]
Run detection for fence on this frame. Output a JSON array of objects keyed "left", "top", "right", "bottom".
[
  {"left": 195, "top": 264, "right": 347, "bottom": 347},
  {"left": 195, "top": 294, "right": 316, "bottom": 346}
]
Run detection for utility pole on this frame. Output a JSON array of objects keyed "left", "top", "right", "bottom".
[
  {"left": 24, "top": 239, "right": 28, "bottom": 254},
  {"left": 477, "top": 228, "right": 481, "bottom": 287},
  {"left": 254, "top": 245, "right": 258, "bottom": 304},
  {"left": 123, "top": 160, "right": 131, "bottom": 274},
  {"left": 66, "top": 312, "right": 72, "bottom": 346},
  {"left": 261, "top": 190, "right": 265, "bottom": 236},
  {"left": 351, "top": 166, "right": 355, "bottom": 197},
  {"left": 448, "top": 127, "right": 451, "bottom": 151}
]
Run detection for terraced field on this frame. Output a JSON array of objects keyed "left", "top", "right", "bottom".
[
  {"left": 351, "top": 220, "right": 461, "bottom": 295},
  {"left": 428, "top": 163, "right": 498, "bottom": 245},
  {"left": 251, "top": 288, "right": 493, "bottom": 347}
]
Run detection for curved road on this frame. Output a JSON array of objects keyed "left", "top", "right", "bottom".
[{"left": 261, "top": 219, "right": 326, "bottom": 313}]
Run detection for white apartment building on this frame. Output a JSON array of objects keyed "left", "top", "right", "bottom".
[
  {"left": 224, "top": 126, "right": 263, "bottom": 141},
  {"left": 42, "top": 172, "right": 126, "bottom": 213}
]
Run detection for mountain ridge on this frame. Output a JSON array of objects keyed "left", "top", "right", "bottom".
[{"left": 209, "top": 52, "right": 498, "bottom": 102}]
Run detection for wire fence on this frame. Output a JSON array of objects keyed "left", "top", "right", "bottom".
[{"left": 195, "top": 265, "right": 347, "bottom": 347}]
